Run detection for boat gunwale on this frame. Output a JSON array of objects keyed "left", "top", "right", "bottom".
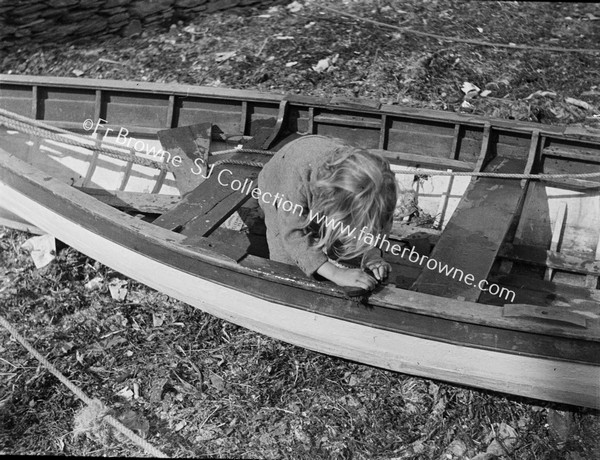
[
  {"left": 0, "top": 74, "right": 571, "bottom": 137},
  {"left": 1, "top": 145, "right": 599, "bottom": 345}
]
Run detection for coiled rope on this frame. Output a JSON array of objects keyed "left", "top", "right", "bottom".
[
  {"left": 0, "top": 313, "right": 169, "bottom": 458},
  {"left": 1, "top": 107, "right": 600, "bottom": 180}
]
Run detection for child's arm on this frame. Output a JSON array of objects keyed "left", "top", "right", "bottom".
[
  {"left": 361, "top": 247, "right": 392, "bottom": 282},
  {"left": 317, "top": 261, "right": 378, "bottom": 290}
]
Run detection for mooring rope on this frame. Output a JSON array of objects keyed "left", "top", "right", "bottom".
[
  {"left": 1, "top": 107, "right": 600, "bottom": 180},
  {"left": 0, "top": 313, "right": 169, "bottom": 458},
  {"left": 0, "top": 109, "right": 173, "bottom": 172}
]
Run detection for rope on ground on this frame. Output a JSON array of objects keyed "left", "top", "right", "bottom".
[
  {"left": 0, "top": 313, "right": 169, "bottom": 458},
  {"left": 318, "top": 4, "right": 600, "bottom": 55}
]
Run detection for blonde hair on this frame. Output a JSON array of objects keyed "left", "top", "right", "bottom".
[{"left": 307, "top": 145, "right": 397, "bottom": 260}]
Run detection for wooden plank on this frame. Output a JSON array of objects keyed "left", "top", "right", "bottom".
[
  {"left": 157, "top": 122, "right": 213, "bottom": 195},
  {"left": 378, "top": 114, "right": 387, "bottom": 150},
  {"left": 543, "top": 146, "right": 600, "bottom": 163},
  {"left": 313, "top": 115, "right": 381, "bottom": 129},
  {"left": 545, "top": 202, "right": 567, "bottom": 281},
  {"left": 433, "top": 169, "right": 454, "bottom": 229},
  {"left": 153, "top": 151, "right": 269, "bottom": 236},
  {"left": 368, "top": 149, "right": 475, "bottom": 171},
  {"left": 498, "top": 243, "right": 600, "bottom": 277},
  {"left": 78, "top": 188, "right": 180, "bottom": 213},
  {"left": 412, "top": 155, "right": 528, "bottom": 301},
  {"left": 449, "top": 124, "right": 461, "bottom": 160},
  {"left": 31, "top": 85, "right": 38, "bottom": 119},
  {"left": 503, "top": 304, "right": 588, "bottom": 328},
  {"left": 474, "top": 123, "right": 492, "bottom": 172},
  {"left": 586, "top": 235, "right": 600, "bottom": 288}
]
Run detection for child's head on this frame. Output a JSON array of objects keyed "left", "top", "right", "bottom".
[{"left": 309, "top": 145, "right": 397, "bottom": 260}]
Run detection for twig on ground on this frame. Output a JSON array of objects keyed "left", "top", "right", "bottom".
[{"left": 318, "top": 4, "right": 600, "bottom": 55}]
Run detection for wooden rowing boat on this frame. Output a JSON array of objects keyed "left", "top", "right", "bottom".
[{"left": 1, "top": 75, "right": 599, "bottom": 409}]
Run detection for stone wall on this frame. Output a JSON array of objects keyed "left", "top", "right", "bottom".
[{"left": 0, "top": 0, "right": 286, "bottom": 49}]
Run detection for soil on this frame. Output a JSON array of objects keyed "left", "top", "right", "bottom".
[{"left": 1, "top": 1, "right": 600, "bottom": 458}]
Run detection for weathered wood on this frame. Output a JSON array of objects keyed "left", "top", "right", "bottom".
[
  {"left": 157, "top": 122, "right": 213, "bottom": 195},
  {"left": 153, "top": 151, "right": 268, "bottom": 236},
  {"left": 368, "top": 149, "right": 475, "bottom": 171},
  {"left": 545, "top": 202, "right": 567, "bottom": 281},
  {"left": 412, "top": 155, "right": 528, "bottom": 301},
  {"left": 503, "top": 304, "right": 588, "bottom": 328},
  {"left": 499, "top": 242, "right": 600, "bottom": 277},
  {"left": 78, "top": 187, "right": 180, "bottom": 213},
  {"left": 543, "top": 146, "right": 600, "bottom": 163}
]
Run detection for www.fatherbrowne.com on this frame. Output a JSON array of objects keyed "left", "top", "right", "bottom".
[{"left": 308, "top": 209, "right": 516, "bottom": 303}]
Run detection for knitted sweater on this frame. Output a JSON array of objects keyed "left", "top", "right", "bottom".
[{"left": 257, "top": 135, "right": 382, "bottom": 277}]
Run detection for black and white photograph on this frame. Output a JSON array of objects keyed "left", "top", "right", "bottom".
[{"left": 1, "top": 0, "right": 599, "bottom": 458}]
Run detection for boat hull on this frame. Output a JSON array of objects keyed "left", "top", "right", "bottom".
[{"left": 1, "top": 165, "right": 598, "bottom": 409}]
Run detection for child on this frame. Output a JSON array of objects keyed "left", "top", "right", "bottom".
[{"left": 257, "top": 135, "right": 398, "bottom": 290}]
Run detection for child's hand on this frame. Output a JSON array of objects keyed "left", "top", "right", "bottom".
[
  {"left": 365, "top": 259, "right": 392, "bottom": 282},
  {"left": 317, "top": 262, "right": 377, "bottom": 290}
]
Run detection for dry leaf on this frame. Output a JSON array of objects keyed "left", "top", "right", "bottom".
[
  {"left": 152, "top": 312, "right": 165, "bottom": 327},
  {"left": 116, "top": 387, "right": 134, "bottom": 401},
  {"left": 565, "top": 97, "right": 593, "bottom": 111},
  {"left": 215, "top": 51, "right": 236, "bottom": 63},
  {"left": 21, "top": 234, "right": 56, "bottom": 269},
  {"left": 210, "top": 373, "right": 225, "bottom": 392},
  {"left": 286, "top": 1, "right": 303, "bottom": 13},
  {"left": 108, "top": 279, "right": 128, "bottom": 301},
  {"left": 461, "top": 81, "right": 480, "bottom": 95},
  {"left": 85, "top": 276, "right": 103, "bottom": 290}
]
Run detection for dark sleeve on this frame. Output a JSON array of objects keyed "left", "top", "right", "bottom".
[{"left": 274, "top": 170, "right": 328, "bottom": 277}]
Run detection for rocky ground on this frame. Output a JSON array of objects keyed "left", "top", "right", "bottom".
[{"left": 1, "top": 1, "right": 600, "bottom": 458}]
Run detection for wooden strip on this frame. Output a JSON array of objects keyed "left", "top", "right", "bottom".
[
  {"left": 378, "top": 114, "right": 387, "bottom": 150},
  {"left": 166, "top": 95, "right": 175, "bottom": 129},
  {"left": 151, "top": 169, "right": 167, "bottom": 194},
  {"left": 240, "top": 101, "right": 248, "bottom": 135},
  {"left": 524, "top": 130, "right": 540, "bottom": 175},
  {"left": 157, "top": 122, "right": 213, "bottom": 195},
  {"left": 503, "top": 304, "right": 588, "bottom": 328},
  {"left": 368, "top": 149, "right": 475, "bottom": 171},
  {"left": 412, "top": 155, "right": 528, "bottom": 301},
  {"left": 307, "top": 107, "right": 314, "bottom": 134},
  {"left": 78, "top": 188, "right": 180, "bottom": 213},
  {"left": 81, "top": 151, "right": 100, "bottom": 187},
  {"left": 545, "top": 202, "right": 567, "bottom": 281},
  {"left": 31, "top": 85, "right": 38, "bottom": 119},
  {"left": 118, "top": 160, "right": 134, "bottom": 191},
  {"left": 313, "top": 115, "right": 381, "bottom": 129},
  {"left": 0, "top": 216, "right": 44, "bottom": 234},
  {"left": 543, "top": 146, "right": 600, "bottom": 163},
  {"left": 94, "top": 89, "right": 102, "bottom": 122},
  {"left": 474, "top": 123, "right": 492, "bottom": 172},
  {"left": 433, "top": 169, "right": 454, "bottom": 229},
  {"left": 153, "top": 151, "right": 268, "bottom": 235},
  {"left": 449, "top": 124, "right": 461, "bottom": 160},
  {"left": 498, "top": 242, "right": 600, "bottom": 277},
  {"left": 585, "top": 235, "right": 600, "bottom": 288},
  {"left": 262, "top": 100, "right": 288, "bottom": 149},
  {"left": 540, "top": 178, "right": 600, "bottom": 191}
]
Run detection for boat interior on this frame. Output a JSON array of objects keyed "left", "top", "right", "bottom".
[{"left": 1, "top": 83, "right": 599, "bottom": 325}]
